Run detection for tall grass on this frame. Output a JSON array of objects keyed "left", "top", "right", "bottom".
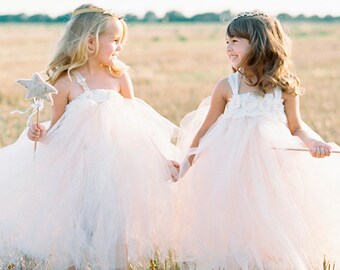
[{"left": 0, "top": 23, "right": 339, "bottom": 147}]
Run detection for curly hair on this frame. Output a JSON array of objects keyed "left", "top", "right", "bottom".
[{"left": 226, "top": 11, "right": 302, "bottom": 95}]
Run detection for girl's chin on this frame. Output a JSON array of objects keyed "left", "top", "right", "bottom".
[
  {"left": 103, "top": 59, "right": 116, "bottom": 67},
  {"left": 228, "top": 61, "right": 239, "bottom": 69}
]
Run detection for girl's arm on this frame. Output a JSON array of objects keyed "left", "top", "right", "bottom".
[
  {"left": 119, "top": 71, "right": 134, "bottom": 99},
  {"left": 283, "top": 92, "right": 331, "bottom": 158},
  {"left": 27, "top": 78, "right": 69, "bottom": 141},
  {"left": 188, "top": 78, "right": 231, "bottom": 165}
]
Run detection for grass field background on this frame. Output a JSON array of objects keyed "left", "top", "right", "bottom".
[{"left": 0, "top": 22, "right": 339, "bottom": 147}]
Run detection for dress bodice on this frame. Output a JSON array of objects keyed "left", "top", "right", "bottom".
[
  {"left": 223, "top": 72, "right": 287, "bottom": 123},
  {"left": 67, "top": 89, "right": 121, "bottom": 106},
  {"left": 66, "top": 71, "right": 122, "bottom": 109}
]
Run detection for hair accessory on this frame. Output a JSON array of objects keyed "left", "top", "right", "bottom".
[
  {"left": 72, "top": 7, "right": 123, "bottom": 19},
  {"left": 232, "top": 11, "right": 268, "bottom": 21}
]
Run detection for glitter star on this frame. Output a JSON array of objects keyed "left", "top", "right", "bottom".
[{"left": 16, "top": 72, "right": 58, "bottom": 103}]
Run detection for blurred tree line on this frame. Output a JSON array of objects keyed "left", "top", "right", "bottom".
[{"left": 0, "top": 10, "right": 339, "bottom": 23}]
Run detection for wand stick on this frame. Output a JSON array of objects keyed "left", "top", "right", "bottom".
[
  {"left": 273, "top": 147, "right": 340, "bottom": 154},
  {"left": 16, "top": 72, "right": 58, "bottom": 155},
  {"left": 34, "top": 108, "right": 40, "bottom": 153}
]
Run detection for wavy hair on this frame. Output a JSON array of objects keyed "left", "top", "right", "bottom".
[
  {"left": 46, "top": 4, "right": 128, "bottom": 85},
  {"left": 226, "top": 11, "right": 302, "bottom": 95}
]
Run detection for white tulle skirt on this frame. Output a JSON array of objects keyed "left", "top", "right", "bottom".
[
  {"left": 0, "top": 93, "right": 178, "bottom": 270},
  {"left": 175, "top": 97, "right": 340, "bottom": 270}
]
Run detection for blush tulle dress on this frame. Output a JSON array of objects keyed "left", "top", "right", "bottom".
[
  {"left": 0, "top": 71, "right": 179, "bottom": 269},
  {"left": 175, "top": 71, "right": 340, "bottom": 270}
]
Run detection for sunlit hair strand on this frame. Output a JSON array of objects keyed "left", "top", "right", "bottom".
[{"left": 46, "top": 4, "right": 128, "bottom": 85}]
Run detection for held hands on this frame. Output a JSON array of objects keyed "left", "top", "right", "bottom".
[
  {"left": 188, "top": 154, "right": 195, "bottom": 166},
  {"left": 176, "top": 153, "right": 196, "bottom": 180},
  {"left": 305, "top": 139, "right": 332, "bottom": 158},
  {"left": 27, "top": 123, "right": 47, "bottom": 141},
  {"left": 168, "top": 160, "right": 180, "bottom": 182}
]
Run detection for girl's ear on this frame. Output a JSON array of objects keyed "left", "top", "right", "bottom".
[{"left": 87, "top": 36, "right": 96, "bottom": 54}]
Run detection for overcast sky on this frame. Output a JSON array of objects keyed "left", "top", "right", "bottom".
[{"left": 1, "top": 0, "right": 339, "bottom": 17}]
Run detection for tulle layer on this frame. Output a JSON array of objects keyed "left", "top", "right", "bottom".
[
  {"left": 175, "top": 97, "right": 340, "bottom": 270},
  {"left": 0, "top": 90, "right": 178, "bottom": 269}
]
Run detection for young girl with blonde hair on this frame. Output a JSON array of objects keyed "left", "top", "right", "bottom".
[
  {"left": 0, "top": 4, "right": 178, "bottom": 269},
  {"left": 176, "top": 11, "right": 340, "bottom": 270}
]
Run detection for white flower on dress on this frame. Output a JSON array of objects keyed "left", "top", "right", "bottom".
[{"left": 224, "top": 92, "right": 286, "bottom": 123}]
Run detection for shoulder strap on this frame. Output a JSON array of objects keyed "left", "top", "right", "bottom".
[
  {"left": 72, "top": 70, "right": 91, "bottom": 91},
  {"left": 274, "top": 87, "right": 282, "bottom": 99},
  {"left": 227, "top": 72, "right": 240, "bottom": 95}
]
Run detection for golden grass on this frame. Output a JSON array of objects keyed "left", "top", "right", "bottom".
[{"left": 0, "top": 22, "right": 339, "bottom": 147}]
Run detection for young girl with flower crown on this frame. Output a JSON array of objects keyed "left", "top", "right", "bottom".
[
  {"left": 0, "top": 4, "right": 178, "bottom": 270},
  {"left": 175, "top": 11, "right": 340, "bottom": 270}
]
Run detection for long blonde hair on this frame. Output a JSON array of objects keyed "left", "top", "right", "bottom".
[
  {"left": 227, "top": 11, "right": 302, "bottom": 95},
  {"left": 46, "top": 4, "right": 128, "bottom": 85}
]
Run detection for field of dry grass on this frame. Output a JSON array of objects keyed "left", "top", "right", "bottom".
[{"left": 0, "top": 22, "right": 339, "bottom": 147}]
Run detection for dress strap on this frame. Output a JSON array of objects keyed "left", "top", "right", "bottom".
[
  {"left": 227, "top": 72, "right": 240, "bottom": 95},
  {"left": 72, "top": 70, "right": 91, "bottom": 91},
  {"left": 273, "top": 87, "right": 282, "bottom": 99}
]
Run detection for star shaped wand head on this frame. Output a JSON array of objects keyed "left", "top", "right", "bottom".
[{"left": 16, "top": 72, "right": 58, "bottom": 103}]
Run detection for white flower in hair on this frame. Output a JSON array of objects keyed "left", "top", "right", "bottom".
[{"left": 232, "top": 11, "right": 268, "bottom": 21}]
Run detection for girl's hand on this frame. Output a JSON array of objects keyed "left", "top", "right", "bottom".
[
  {"left": 168, "top": 160, "right": 180, "bottom": 182},
  {"left": 305, "top": 139, "right": 332, "bottom": 158},
  {"left": 188, "top": 154, "right": 195, "bottom": 166},
  {"left": 27, "top": 123, "right": 47, "bottom": 141}
]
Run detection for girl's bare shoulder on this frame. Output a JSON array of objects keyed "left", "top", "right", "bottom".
[
  {"left": 214, "top": 77, "right": 233, "bottom": 101},
  {"left": 53, "top": 73, "right": 78, "bottom": 97}
]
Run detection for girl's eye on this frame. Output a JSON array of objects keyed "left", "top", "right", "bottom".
[{"left": 226, "top": 38, "right": 238, "bottom": 44}]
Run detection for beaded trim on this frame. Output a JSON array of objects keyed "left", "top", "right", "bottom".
[{"left": 232, "top": 11, "right": 268, "bottom": 21}]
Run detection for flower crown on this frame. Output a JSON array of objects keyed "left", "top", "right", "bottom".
[
  {"left": 232, "top": 11, "right": 268, "bottom": 21},
  {"left": 72, "top": 7, "right": 123, "bottom": 19}
]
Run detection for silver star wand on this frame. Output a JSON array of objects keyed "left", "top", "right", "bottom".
[{"left": 15, "top": 72, "right": 58, "bottom": 153}]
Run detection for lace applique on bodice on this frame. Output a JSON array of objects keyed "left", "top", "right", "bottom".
[
  {"left": 223, "top": 72, "right": 287, "bottom": 123},
  {"left": 68, "top": 89, "right": 121, "bottom": 105},
  {"left": 67, "top": 71, "right": 121, "bottom": 108}
]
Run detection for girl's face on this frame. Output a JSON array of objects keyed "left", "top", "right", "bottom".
[
  {"left": 226, "top": 35, "right": 250, "bottom": 70},
  {"left": 95, "top": 19, "right": 124, "bottom": 66}
]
